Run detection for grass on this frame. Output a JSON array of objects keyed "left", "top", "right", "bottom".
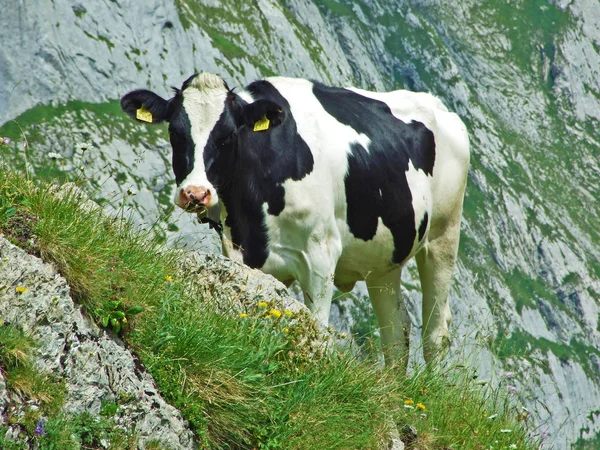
[{"left": 0, "top": 166, "right": 539, "bottom": 449}]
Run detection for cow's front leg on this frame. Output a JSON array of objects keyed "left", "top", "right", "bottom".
[
  {"left": 301, "top": 273, "right": 336, "bottom": 327},
  {"left": 297, "top": 239, "right": 341, "bottom": 327}
]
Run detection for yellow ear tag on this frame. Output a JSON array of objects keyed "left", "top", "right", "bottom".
[
  {"left": 253, "top": 115, "right": 270, "bottom": 132},
  {"left": 136, "top": 106, "right": 153, "bottom": 123}
]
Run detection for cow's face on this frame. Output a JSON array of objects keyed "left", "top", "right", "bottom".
[{"left": 121, "top": 73, "right": 285, "bottom": 213}]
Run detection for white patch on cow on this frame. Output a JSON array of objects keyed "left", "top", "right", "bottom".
[
  {"left": 173, "top": 73, "right": 227, "bottom": 208},
  {"left": 266, "top": 77, "right": 372, "bottom": 155},
  {"left": 236, "top": 90, "right": 255, "bottom": 104},
  {"left": 348, "top": 87, "right": 445, "bottom": 130},
  {"left": 405, "top": 160, "right": 433, "bottom": 246}
]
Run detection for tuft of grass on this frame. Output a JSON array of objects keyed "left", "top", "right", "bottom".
[
  {"left": 0, "top": 325, "right": 65, "bottom": 414},
  {"left": 0, "top": 167, "right": 539, "bottom": 449},
  {"left": 0, "top": 326, "right": 36, "bottom": 370}
]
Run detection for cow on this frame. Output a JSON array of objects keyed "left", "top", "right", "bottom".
[{"left": 121, "top": 73, "right": 470, "bottom": 370}]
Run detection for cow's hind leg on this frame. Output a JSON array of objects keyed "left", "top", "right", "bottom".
[
  {"left": 366, "top": 268, "right": 410, "bottom": 371},
  {"left": 415, "top": 220, "right": 461, "bottom": 363}
]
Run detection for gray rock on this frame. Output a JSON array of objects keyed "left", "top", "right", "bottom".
[{"left": 0, "top": 370, "right": 8, "bottom": 422}]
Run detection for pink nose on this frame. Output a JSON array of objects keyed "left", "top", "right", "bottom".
[{"left": 178, "top": 186, "right": 211, "bottom": 210}]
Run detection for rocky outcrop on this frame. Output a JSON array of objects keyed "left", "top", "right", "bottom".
[{"left": 0, "top": 235, "right": 197, "bottom": 449}]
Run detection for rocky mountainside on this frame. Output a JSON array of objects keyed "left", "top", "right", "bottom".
[{"left": 1, "top": 1, "right": 599, "bottom": 448}]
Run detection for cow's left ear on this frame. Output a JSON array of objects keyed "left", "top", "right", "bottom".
[
  {"left": 121, "top": 89, "right": 171, "bottom": 124},
  {"left": 242, "top": 99, "right": 286, "bottom": 131}
]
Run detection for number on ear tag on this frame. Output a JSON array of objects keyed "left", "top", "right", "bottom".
[
  {"left": 253, "top": 116, "right": 270, "bottom": 132},
  {"left": 136, "top": 107, "right": 153, "bottom": 123}
]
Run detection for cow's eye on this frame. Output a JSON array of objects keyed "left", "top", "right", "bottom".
[{"left": 218, "top": 131, "right": 236, "bottom": 147}]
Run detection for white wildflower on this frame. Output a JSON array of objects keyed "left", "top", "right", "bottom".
[
  {"left": 47, "top": 151, "right": 62, "bottom": 160},
  {"left": 77, "top": 141, "right": 93, "bottom": 151}
]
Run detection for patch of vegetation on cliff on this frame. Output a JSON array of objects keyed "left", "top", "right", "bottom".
[
  {"left": 0, "top": 325, "right": 138, "bottom": 449},
  {"left": 493, "top": 328, "right": 600, "bottom": 384},
  {"left": 0, "top": 100, "right": 165, "bottom": 152},
  {"left": 174, "top": 0, "right": 329, "bottom": 79},
  {"left": 572, "top": 429, "right": 600, "bottom": 450}
]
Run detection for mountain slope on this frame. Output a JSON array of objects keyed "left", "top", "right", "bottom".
[{"left": 1, "top": 1, "right": 599, "bottom": 448}]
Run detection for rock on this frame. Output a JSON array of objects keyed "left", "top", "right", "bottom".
[
  {"left": 180, "top": 251, "right": 308, "bottom": 315},
  {"left": 400, "top": 424, "right": 418, "bottom": 446},
  {"left": 0, "top": 370, "right": 8, "bottom": 422},
  {"left": 390, "top": 438, "right": 405, "bottom": 450}
]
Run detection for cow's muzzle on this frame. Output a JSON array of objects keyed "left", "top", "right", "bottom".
[{"left": 178, "top": 186, "right": 212, "bottom": 211}]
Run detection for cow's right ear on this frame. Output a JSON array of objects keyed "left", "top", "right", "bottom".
[
  {"left": 120, "top": 90, "right": 170, "bottom": 124},
  {"left": 241, "top": 99, "right": 286, "bottom": 131}
]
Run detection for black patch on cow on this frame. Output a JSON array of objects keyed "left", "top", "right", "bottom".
[
  {"left": 203, "top": 80, "right": 314, "bottom": 269},
  {"left": 418, "top": 212, "right": 428, "bottom": 242},
  {"left": 168, "top": 94, "right": 195, "bottom": 185},
  {"left": 312, "top": 82, "right": 436, "bottom": 264}
]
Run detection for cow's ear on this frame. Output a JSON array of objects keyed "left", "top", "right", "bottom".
[
  {"left": 242, "top": 99, "right": 286, "bottom": 131},
  {"left": 121, "top": 89, "right": 171, "bottom": 124}
]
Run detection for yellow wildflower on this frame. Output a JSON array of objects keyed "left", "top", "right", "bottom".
[
  {"left": 269, "top": 309, "right": 282, "bottom": 319},
  {"left": 416, "top": 403, "right": 426, "bottom": 411},
  {"left": 284, "top": 310, "right": 293, "bottom": 317},
  {"left": 240, "top": 313, "right": 248, "bottom": 318},
  {"left": 283, "top": 327, "right": 289, "bottom": 333},
  {"left": 404, "top": 399, "right": 414, "bottom": 406},
  {"left": 257, "top": 301, "right": 268, "bottom": 308},
  {"left": 15, "top": 286, "right": 28, "bottom": 294},
  {"left": 165, "top": 275, "right": 174, "bottom": 283}
]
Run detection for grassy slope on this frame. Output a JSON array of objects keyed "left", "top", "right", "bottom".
[{"left": 0, "top": 168, "right": 536, "bottom": 449}]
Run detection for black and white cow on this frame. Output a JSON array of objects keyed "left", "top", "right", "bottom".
[{"left": 121, "top": 73, "right": 470, "bottom": 369}]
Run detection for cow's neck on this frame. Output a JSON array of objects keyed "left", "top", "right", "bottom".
[{"left": 216, "top": 130, "right": 313, "bottom": 269}]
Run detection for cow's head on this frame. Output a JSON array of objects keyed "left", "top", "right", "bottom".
[{"left": 121, "top": 73, "right": 285, "bottom": 212}]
